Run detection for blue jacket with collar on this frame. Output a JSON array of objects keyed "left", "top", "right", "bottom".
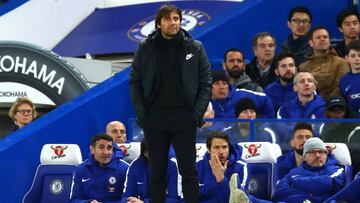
[
  {"left": 277, "top": 95, "right": 325, "bottom": 118},
  {"left": 121, "top": 156, "right": 180, "bottom": 203},
  {"left": 211, "top": 86, "right": 275, "bottom": 118},
  {"left": 264, "top": 79, "right": 297, "bottom": 111},
  {"left": 197, "top": 144, "right": 249, "bottom": 203},
  {"left": 70, "top": 153, "right": 129, "bottom": 203},
  {"left": 273, "top": 159, "right": 346, "bottom": 203}
]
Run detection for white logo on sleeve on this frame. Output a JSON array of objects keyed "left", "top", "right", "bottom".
[{"left": 81, "top": 178, "right": 90, "bottom": 182}]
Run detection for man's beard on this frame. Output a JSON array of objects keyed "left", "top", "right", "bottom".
[
  {"left": 280, "top": 73, "right": 294, "bottom": 83},
  {"left": 227, "top": 67, "right": 244, "bottom": 79},
  {"left": 295, "top": 147, "right": 303, "bottom": 155}
]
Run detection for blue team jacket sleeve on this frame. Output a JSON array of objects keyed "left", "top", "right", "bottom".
[
  {"left": 272, "top": 173, "right": 307, "bottom": 201},
  {"left": 70, "top": 168, "right": 92, "bottom": 203},
  {"left": 292, "top": 175, "right": 333, "bottom": 195},
  {"left": 198, "top": 162, "right": 230, "bottom": 201}
]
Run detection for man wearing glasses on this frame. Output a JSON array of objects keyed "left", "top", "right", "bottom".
[
  {"left": 273, "top": 137, "right": 346, "bottom": 203},
  {"left": 280, "top": 6, "right": 313, "bottom": 65},
  {"left": 5, "top": 97, "right": 37, "bottom": 136}
]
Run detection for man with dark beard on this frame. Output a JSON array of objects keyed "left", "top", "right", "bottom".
[
  {"left": 264, "top": 53, "right": 297, "bottom": 111},
  {"left": 275, "top": 122, "right": 314, "bottom": 180},
  {"left": 223, "top": 48, "right": 263, "bottom": 92}
]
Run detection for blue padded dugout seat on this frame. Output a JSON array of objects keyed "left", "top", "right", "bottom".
[
  {"left": 23, "top": 144, "right": 82, "bottom": 203},
  {"left": 238, "top": 142, "right": 279, "bottom": 200}
]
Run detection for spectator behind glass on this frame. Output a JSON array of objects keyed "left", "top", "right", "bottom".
[
  {"left": 280, "top": 6, "right": 313, "bottom": 65},
  {"left": 197, "top": 102, "right": 230, "bottom": 143},
  {"left": 334, "top": 9, "right": 360, "bottom": 57},
  {"left": 265, "top": 52, "right": 298, "bottom": 111},
  {"left": 299, "top": 26, "right": 349, "bottom": 100},
  {"left": 121, "top": 139, "right": 180, "bottom": 203},
  {"left": 106, "top": 120, "right": 127, "bottom": 144},
  {"left": 7, "top": 97, "right": 37, "bottom": 135},
  {"left": 224, "top": 98, "right": 277, "bottom": 143},
  {"left": 320, "top": 96, "right": 360, "bottom": 176},
  {"left": 246, "top": 32, "right": 277, "bottom": 88}
]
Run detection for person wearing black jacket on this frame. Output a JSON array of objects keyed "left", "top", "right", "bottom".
[
  {"left": 246, "top": 32, "right": 277, "bottom": 88},
  {"left": 129, "top": 4, "right": 212, "bottom": 203}
]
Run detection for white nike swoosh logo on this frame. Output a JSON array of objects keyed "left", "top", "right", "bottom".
[
  {"left": 291, "top": 175, "right": 300, "bottom": 179},
  {"left": 186, "top": 53, "right": 193, "bottom": 60},
  {"left": 136, "top": 182, "right": 143, "bottom": 184},
  {"left": 199, "top": 183, "right": 205, "bottom": 187},
  {"left": 81, "top": 178, "right": 90, "bottom": 182},
  {"left": 223, "top": 126, "right": 232, "bottom": 131},
  {"left": 345, "top": 85, "right": 351, "bottom": 92}
]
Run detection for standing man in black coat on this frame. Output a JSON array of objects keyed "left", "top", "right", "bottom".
[{"left": 130, "top": 4, "right": 212, "bottom": 203}]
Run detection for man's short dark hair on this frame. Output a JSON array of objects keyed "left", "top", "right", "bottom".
[
  {"left": 292, "top": 122, "right": 313, "bottom": 138},
  {"left": 91, "top": 134, "right": 113, "bottom": 146},
  {"left": 288, "top": 6, "right": 312, "bottom": 22},
  {"left": 155, "top": 4, "right": 182, "bottom": 29},
  {"left": 310, "top": 26, "right": 329, "bottom": 39},
  {"left": 346, "top": 39, "right": 360, "bottom": 55},
  {"left": 206, "top": 131, "right": 230, "bottom": 150},
  {"left": 223, "top": 48, "right": 243, "bottom": 62},
  {"left": 252, "top": 32, "right": 276, "bottom": 49},
  {"left": 275, "top": 52, "right": 296, "bottom": 68},
  {"left": 336, "top": 9, "right": 360, "bottom": 28}
]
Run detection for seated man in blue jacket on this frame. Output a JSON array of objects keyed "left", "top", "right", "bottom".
[
  {"left": 210, "top": 70, "right": 275, "bottom": 118},
  {"left": 121, "top": 140, "right": 180, "bottom": 203},
  {"left": 273, "top": 137, "right": 346, "bottom": 203},
  {"left": 277, "top": 71, "right": 325, "bottom": 119},
  {"left": 70, "top": 134, "right": 129, "bottom": 203},
  {"left": 264, "top": 52, "right": 297, "bottom": 111},
  {"left": 197, "top": 131, "right": 250, "bottom": 203}
]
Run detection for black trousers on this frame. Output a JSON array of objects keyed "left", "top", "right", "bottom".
[{"left": 143, "top": 107, "right": 199, "bottom": 203}]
